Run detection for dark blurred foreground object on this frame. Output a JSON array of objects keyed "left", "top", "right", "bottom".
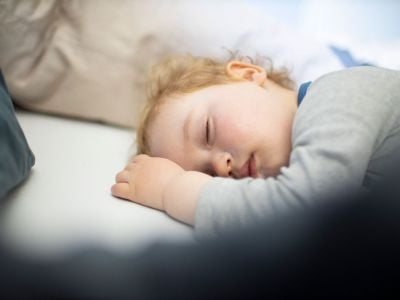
[
  {"left": 1, "top": 165, "right": 400, "bottom": 299},
  {"left": 0, "top": 70, "right": 35, "bottom": 200}
]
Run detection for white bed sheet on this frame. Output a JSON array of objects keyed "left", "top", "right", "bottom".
[{"left": 0, "top": 110, "right": 194, "bottom": 260}]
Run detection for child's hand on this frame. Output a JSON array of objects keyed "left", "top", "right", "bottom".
[
  {"left": 112, "top": 154, "right": 212, "bottom": 225},
  {"left": 112, "top": 154, "right": 185, "bottom": 211}
]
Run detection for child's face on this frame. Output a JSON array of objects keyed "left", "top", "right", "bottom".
[{"left": 147, "top": 81, "right": 296, "bottom": 178}]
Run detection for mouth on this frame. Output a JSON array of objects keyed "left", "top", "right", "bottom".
[
  {"left": 248, "top": 154, "right": 257, "bottom": 178},
  {"left": 239, "top": 154, "right": 257, "bottom": 178}
]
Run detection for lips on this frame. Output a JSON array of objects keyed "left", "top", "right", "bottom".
[
  {"left": 248, "top": 154, "right": 257, "bottom": 178},
  {"left": 238, "top": 154, "right": 257, "bottom": 178}
]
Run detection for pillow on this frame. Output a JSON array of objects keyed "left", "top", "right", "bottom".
[
  {"left": 0, "top": 70, "right": 35, "bottom": 200},
  {"left": 0, "top": 0, "right": 344, "bottom": 128}
]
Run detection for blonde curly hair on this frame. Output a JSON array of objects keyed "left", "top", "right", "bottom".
[{"left": 136, "top": 53, "right": 294, "bottom": 155}]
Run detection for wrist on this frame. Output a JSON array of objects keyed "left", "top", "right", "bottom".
[
  {"left": 162, "top": 171, "right": 212, "bottom": 225},
  {"left": 160, "top": 170, "right": 186, "bottom": 211}
]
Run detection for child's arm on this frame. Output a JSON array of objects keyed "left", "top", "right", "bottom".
[{"left": 111, "top": 154, "right": 211, "bottom": 225}]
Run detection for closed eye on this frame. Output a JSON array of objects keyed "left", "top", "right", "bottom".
[{"left": 205, "top": 118, "right": 210, "bottom": 144}]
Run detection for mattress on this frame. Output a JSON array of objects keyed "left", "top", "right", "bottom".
[{"left": 0, "top": 110, "right": 194, "bottom": 260}]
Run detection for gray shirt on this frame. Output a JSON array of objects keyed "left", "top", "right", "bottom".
[{"left": 195, "top": 67, "right": 400, "bottom": 237}]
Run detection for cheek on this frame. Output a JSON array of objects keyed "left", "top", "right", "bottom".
[{"left": 216, "top": 113, "right": 254, "bottom": 148}]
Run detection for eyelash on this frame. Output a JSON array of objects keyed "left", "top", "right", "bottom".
[{"left": 205, "top": 118, "right": 210, "bottom": 144}]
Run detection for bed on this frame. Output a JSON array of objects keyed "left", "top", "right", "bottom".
[{"left": 0, "top": 110, "right": 194, "bottom": 260}]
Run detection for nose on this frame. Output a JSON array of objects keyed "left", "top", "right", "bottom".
[{"left": 211, "top": 151, "right": 233, "bottom": 177}]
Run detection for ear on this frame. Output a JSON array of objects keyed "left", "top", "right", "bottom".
[{"left": 226, "top": 61, "right": 267, "bottom": 85}]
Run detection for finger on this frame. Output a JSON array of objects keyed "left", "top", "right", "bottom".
[
  {"left": 111, "top": 182, "right": 131, "bottom": 199},
  {"left": 125, "top": 162, "right": 136, "bottom": 171},
  {"left": 115, "top": 170, "right": 129, "bottom": 183},
  {"left": 131, "top": 154, "right": 149, "bottom": 163},
  {"left": 126, "top": 155, "right": 150, "bottom": 170}
]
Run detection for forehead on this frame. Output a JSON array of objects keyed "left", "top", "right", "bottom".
[{"left": 147, "top": 96, "right": 191, "bottom": 160}]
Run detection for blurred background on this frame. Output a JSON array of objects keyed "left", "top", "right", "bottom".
[
  {"left": 253, "top": 0, "right": 400, "bottom": 44},
  {"left": 253, "top": 0, "right": 400, "bottom": 66}
]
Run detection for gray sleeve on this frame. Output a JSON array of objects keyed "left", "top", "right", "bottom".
[{"left": 195, "top": 67, "right": 400, "bottom": 238}]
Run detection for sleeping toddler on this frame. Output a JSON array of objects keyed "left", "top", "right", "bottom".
[{"left": 111, "top": 54, "right": 400, "bottom": 237}]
